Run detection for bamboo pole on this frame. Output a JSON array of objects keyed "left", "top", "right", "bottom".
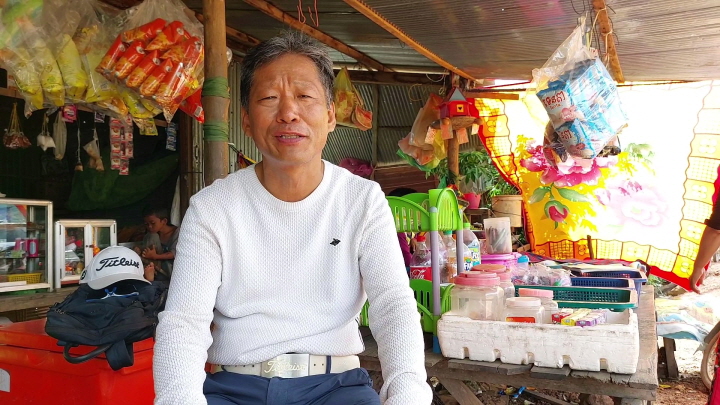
[
  {"left": 202, "top": 0, "right": 230, "bottom": 186},
  {"left": 592, "top": 0, "right": 625, "bottom": 83},
  {"left": 448, "top": 136, "right": 460, "bottom": 180}
]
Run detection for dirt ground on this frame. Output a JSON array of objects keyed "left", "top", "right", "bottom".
[{"left": 432, "top": 263, "right": 720, "bottom": 404}]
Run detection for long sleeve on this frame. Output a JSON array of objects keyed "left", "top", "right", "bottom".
[
  {"left": 153, "top": 196, "right": 222, "bottom": 405},
  {"left": 360, "top": 186, "right": 432, "bottom": 405}
]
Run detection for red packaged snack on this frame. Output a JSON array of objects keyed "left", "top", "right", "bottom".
[
  {"left": 140, "top": 59, "right": 173, "bottom": 97},
  {"left": 122, "top": 18, "right": 167, "bottom": 43},
  {"left": 126, "top": 50, "right": 160, "bottom": 88},
  {"left": 155, "top": 61, "right": 187, "bottom": 103},
  {"left": 113, "top": 41, "right": 146, "bottom": 80},
  {"left": 179, "top": 88, "right": 204, "bottom": 123},
  {"left": 146, "top": 21, "right": 186, "bottom": 51},
  {"left": 96, "top": 36, "right": 127, "bottom": 74},
  {"left": 162, "top": 36, "right": 202, "bottom": 65}
]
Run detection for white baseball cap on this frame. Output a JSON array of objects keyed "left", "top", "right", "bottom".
[{"left": 80, "top": 246, "right": 150, "bottom": 289}]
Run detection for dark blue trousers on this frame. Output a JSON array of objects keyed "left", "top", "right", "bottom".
[{"left": 203, "top": 368, "right": 380, "bottom": 405}]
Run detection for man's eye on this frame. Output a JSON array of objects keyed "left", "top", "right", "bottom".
[
  {"left": 299, "top": 95, "right": 313, "bottom": 99},
  {"left": 260, "top": 96, "right": 277, "bottom": 101}
]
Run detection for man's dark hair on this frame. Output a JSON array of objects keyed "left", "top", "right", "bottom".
[
  {"left": 388, "top": 188, "right": 418, "bottom": 197},
  {"left": 240, "top": 30, "right": 334, "bottom": 110},
  {"left": 142, "top": 206, "right": 170, "bottom": 223}
]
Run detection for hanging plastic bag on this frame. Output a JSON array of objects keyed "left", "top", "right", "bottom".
[
  {"left": 52, "top": 112, "right": 68, "bottom": 160},
  {"left": 3, "top": 103, "right": 31, "bottom": 149},
  {"left": 37, "top": 115, "right": 56, "bottom": 151},
  {"left": 333, "top": 67, "right": 372, "bottom": 130},
  {"left": 0, "top": 48, "right": 45, "bottom": 114},
  {"left": 410, "top": 94, "right": 442, "bottom": 148},
  {"left": 531, "top": 17, "right": 628, "bottom": 159},
  {"left": 83, "top": 128, "right": 104, "bottom": 171}
]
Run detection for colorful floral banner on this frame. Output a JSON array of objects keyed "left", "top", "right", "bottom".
[{"left": 476, "top": 81, "right": 720, "bottom": 290}]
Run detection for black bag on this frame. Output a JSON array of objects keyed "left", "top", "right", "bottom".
[{"left": 45, "top": 280, "right": 167, "bottom": 371}]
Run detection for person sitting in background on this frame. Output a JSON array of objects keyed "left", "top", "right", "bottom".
[
  {"left": 388, "top": 187, "right": 418, "bottom": 269},
  {"left": 135, "top": 206, "right": 179, "bottom": 283}
]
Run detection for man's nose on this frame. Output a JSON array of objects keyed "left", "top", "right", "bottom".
[{"left": 276, "top": 95, "right": 300, "bottom": 123}]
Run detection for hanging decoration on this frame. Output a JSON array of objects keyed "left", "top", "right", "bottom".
[
  {"left": 37, "top": 114, "right": 56, "bottom": 151},
  {"left": 3, "top": 103, "right": 31, "bottom": 149}
]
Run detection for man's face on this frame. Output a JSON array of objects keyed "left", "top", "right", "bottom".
[{"left": 242, "top": 53, "right": 336, "bottom": 168}]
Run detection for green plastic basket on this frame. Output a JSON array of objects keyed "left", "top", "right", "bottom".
[
  {"left": 514, "top": 285, "right": 636, "bottom": 310},
  {"left": 387, "top": 189, "right": 462, "bottom": 233},
  {"left": 359, "top": 280, "right": 453, "bottom": 332}
]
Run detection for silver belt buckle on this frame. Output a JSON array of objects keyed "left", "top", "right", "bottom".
[{"left": 261, "top": 354, "right": 310, "bottom": 378}]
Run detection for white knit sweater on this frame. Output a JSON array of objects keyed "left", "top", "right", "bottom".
[{"left": 153, "top": 162, "right": 432, "bottom": 405}]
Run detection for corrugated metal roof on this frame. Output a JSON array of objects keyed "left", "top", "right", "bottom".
[
  {"left": 378, "top": 84, "right": 442, "bottom": 127},
  {"left": 324, "top": 127, "right": 372, "bottom": 163},
  {"left": 182, "top": 0, "right": 434, "bottom": 68},
  {"left": 360, "top": 0, "right": 720, "bottom": 81}
]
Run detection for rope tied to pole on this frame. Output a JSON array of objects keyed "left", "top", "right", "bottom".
[{"left": 202, "top": 77, "right": 231, "bottom": 142}]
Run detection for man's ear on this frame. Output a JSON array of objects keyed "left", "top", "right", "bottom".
[
  {"left": 242, "top": 107, "right": 251, "bottom": 137},
  {"left": 327, "top": 102, "right": 336, "bottom": 133}
]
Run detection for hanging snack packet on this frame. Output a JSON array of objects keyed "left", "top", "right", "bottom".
[
  {"left": 57, "top": 34, "right": 89, "bottom": 100},
  {"left": 113, "top": 40, "right": 146, "bottom": 80},
  {"left": 0, "top": 48, "right": 44, "bottom": 112},
  {"left": 121, "top": 18, "right": 167, "bottom": 43},
  {"left": 97, "top": 36, "right": 127, "bottom": 75},
  {"left": 26, "top": 35, "right": 65, "bottom": 106},
  {"left": 84, "top": 50, "right": 117, "bottom": 103},
  {"left": 140, "top": 98, "right": 162, "bottom": 117},
  {"left": 126, "top": 50, "right": 160, "bottom": 88},
  {"left": 140, "top": 59, "right": 173, "bottom": 97},
  {"left": 179, "top": 88, "right": 204, "bottom": 123},
  {"left": 155, "top": 61, "right": 187, "bottom": 103},
  {"left": 146, "top": 21, "right": 186, "bottom": 51}
]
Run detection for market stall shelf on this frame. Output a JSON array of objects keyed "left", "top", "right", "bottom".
[{"left": 359, "top": 285, "right": 658, "bottom": 405}]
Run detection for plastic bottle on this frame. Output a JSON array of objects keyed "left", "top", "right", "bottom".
[
  {"left": 409, "top": 235, "right": 432, "bottom": 280},
  {"left": 462, "top": 222, "right": 481, "bottom": 271},
  {"left": 451, "top": 273, "right": 504, "bottom": 320},
  {"left": 442, "top": 231, "right": 457, "bottom": 283}
]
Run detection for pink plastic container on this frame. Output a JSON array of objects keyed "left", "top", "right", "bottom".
[
  {"left": 481, "top": 253, "right": 521, "bottom": 271},
  {"left": 472, "top": 263, "right": 506, "bottom": 273}
]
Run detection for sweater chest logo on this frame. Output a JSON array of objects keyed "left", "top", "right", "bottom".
[{"left": 330, "top": 238, "right": 341, "bottom": 246}]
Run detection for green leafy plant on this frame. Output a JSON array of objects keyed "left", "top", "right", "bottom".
[{"left": 428, "top": 147, "right": 519, "bottom": 202}]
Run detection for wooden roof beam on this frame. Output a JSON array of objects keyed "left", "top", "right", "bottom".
[
  {"left": 193, "top": 12, "right": 261, "bottom": 48},
  {"left": 241, "top": 0, "right": 391, "bottom": 72},
  {"left": 343, "top": 0, "right": 478, "bottom": 83},
  {"left": 592, "top": 0, "right": 625, "bottom": 83}
]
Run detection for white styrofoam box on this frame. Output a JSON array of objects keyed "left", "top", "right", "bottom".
[{"left": 437, "top": 310, "right": 639, "bottom": 374}]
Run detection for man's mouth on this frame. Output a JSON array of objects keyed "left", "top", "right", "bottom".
[{"left": 278, "top": 135, "right": 302, "bottom": 139}]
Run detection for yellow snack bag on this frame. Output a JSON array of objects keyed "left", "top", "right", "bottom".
[
  {"left": 83, "top": 50, "right": 115, "bottom": 103},
  {"left": 121, "top": 89, "right": 153, "bottom": 119},
  {"left": 57, "top": 34, "right": 89, "bottom": 100},
  {"left": 28, "top": 36, "right": 65, "bottom": 106}
]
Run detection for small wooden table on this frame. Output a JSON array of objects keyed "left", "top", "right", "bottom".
[{"left": 359, "top": 285, "right": 658, "bottom": 405}]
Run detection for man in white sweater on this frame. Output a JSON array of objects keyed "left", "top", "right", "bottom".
[{"left": 153, "top": 31, "right": 432, "bottom": 405}]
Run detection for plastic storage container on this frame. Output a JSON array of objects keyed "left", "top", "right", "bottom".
[
  {"left": 449, "top": 274, "right": 503, "bottom": 321},
  {"left": 497, "top": 271, "right": 516, "bottom": 299},
  {"left": 0, "top": 319, "right": 155, "bottom": 404},
  {"left": 518, "top": 288, "right": 558, "bottom": 324},
  {"left": 503, "top": 297, "right": 545, "bottom": 323},
  {"left": 484, "top": 217, "right": 513, "bottom": 254},
  {"left": 481, "top": 252, "right": 521, "bottom": 271},
  {"left": 409, "top": 234, "right": 432, "bottom": 280}
]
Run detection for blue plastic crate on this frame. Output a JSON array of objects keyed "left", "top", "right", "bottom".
[
  {"left": 570, "top": 277, "right": 640, "bottom": 296},
  {"left": 569, "top": 269, "right": 647, "bottom": 296}
]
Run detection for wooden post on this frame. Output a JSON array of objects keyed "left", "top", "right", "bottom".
[
  {"left": 370, "top": 84, "right": 379, "bottom": 180},
  {"left": 448, "top": 136, "right": 460, "bottom": 181},
  {"left": 592, "top": 0, "right": 625, "bottom": 83},
  {"left": 178, "top": 112, "right": 194, "bottom": 220},
  {"left": 202, "top": 0, "right": 230, "bottom": 186}
]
